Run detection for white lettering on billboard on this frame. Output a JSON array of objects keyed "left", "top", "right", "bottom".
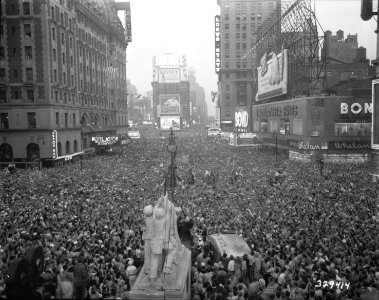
[
  {"left": 235, "top": 111, "right": 249, "bottom": 128},
  {"left": 158, "top": 68, "right": 180, "bottom": 83},
  {"left": 256, "top": 48, "right": 288, "bottom": 101},
  {"left": 341, "top": 102, "right": 372, "bottom": 114}
]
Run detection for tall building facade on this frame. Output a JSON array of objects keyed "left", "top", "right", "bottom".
[
  {"left": 188, "top": 67, "right": 208, "bottom": 126},
  {"left": 0, "top": 0, "right": 130, "bottom": 163},
  {"left": 151, "top": 53, "right": 190, "bottom": 129},
  {"left": 216, "top": 0, "right": 279, "bottom": 130}
]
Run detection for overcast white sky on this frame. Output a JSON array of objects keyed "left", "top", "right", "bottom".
[{"left": 118, "top": 0, "right": 378, "bottom": 116}]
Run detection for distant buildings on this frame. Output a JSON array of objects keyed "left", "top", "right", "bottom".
[
  {"left": 0, "top": 0, "right": 131, "bottom": 163},
  {"left": 322, "top": 30, "right": 373, "bottom": 97},
  {"left": 188, "top": 67, "right": 208, "bottom": 126}
]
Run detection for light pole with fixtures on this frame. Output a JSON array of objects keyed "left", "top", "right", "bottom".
[
  {"left": 273, "top": 130, "right": 278, "bottom": 163},
  {"left": 166, "top": 128, "right": 178, "bottom": 202}
]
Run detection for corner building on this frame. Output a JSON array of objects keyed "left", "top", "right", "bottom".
[
  {"left": 0, "top": 0, "right": 129, "bottom": 163},
  {"left": 216, "top": 0, "right": 278, "bottom": 130}
]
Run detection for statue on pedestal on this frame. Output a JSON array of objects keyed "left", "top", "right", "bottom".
[{"left": 142, "top": 194, "right": 182, "bottom": 282}]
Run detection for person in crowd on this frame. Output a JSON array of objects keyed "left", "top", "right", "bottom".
[{"left": 0, "top": 126, "right": 378, "bottom": 299}]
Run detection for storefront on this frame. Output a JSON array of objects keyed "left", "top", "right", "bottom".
[{"left": 252, "top": 96, "right": 372, "bottom": 161}]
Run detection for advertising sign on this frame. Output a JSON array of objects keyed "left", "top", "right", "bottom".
[
  {"left": 158, "top": 68, "right": 180, "bottom": 83},
  {"left": 234, "top": 108, "right": 249, "bottom": 133},
  {"left": 215, "top": 15, "right": 221, "bottom": 73},
  {"left": 328, "top": 141, "right": 371, "bottom": 150},
  {"left": 51, "top": 130, "right": 57, "bottom": 159},
  {"left": 289, "top": 140, "right": 328, "bottom": 150},
  {"left": 160, "top": 116, "right": 181, "bottom": 131},
  {"left": 124, "top": 3, "right": 132, "bottom": 42},
  {"left": 256, "top": 48, "right": 288, "bottom": 101},
  {"left": 128, "top": 131, "right": 141, "bottom": 139},
  {"left": 91, "top": 136, "right": 119, "bottom": 146},
  {"left": 159, "top": 94, "right": 180, "bottom": 115}
]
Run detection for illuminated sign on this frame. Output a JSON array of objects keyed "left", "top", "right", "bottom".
[
  {"left": 235, "top": 110, "right": 249, "bottom": 128},
  {"left": 160, "top": 116, "right": 181, "bottom": 131},
  {"left": 328, "top": 141, "right": 371, "bottom": 150},
  {"left": 215, "top": 15, "right": 221, "bottom": 73},
  {"left": 256, "top": 105, "right": 298, "bottom": 118},
  {"left": 340, "top": 102, "right": 372, "bottom": 114},
  {"left": 91, "top": 136, "right": 119, "bottom": 145},
  {"left": 128, "top": 131, "right": 141, "bottom": 139},
  {"left": 51, "top": 130, "right": 57, "bottom": 159},
  {"left": 289, "top": 140, "right": 328, "bottom": 150},
  {"left": 256, "top": 48, "right": 288, "bottom": 101},
  {"left": 159, "top": 94, "right": 180, "bottom": 115},
  {"left": 158, "top": 68, "right": 180, "bottom": 83},
  {"left": 125, "top": 3, "right": 132, "bottom": 42},
  {"left": 373, "top": 80, "right": 379, "bottom": 149}
]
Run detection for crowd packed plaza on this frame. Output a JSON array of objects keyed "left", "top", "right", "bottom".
[{"left": 0, "top": 128, "right": 378, "bottom": 299}]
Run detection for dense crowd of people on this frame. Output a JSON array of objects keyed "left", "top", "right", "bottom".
[{"left": 0, "top": 127, "right": 378, "bottom": 300}]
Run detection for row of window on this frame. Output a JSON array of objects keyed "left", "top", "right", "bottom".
[
  {"left": 4, "top": 2, "right": 32, "bottom": 16},
  {"left": 0, "top": 112, "right": 35, "bottom": 129},
  {"left": 0, "top": 66, "right": 34, "bottom": 81},
  {"left": 0, "top": 23, "right": 32, "bottom": 39}
]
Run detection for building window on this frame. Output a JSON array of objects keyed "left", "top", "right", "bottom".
[
  {"left": 0, "top": 113, "right": 9, "bottom": 129},
  {"left": 27, "top": 89, "right": 34, "bottom": 102},
  {"left": 24, "top": 24, "right": 32, "bottom": 38},
  {"left": 0, "top": 69, "right": 5, "bottom": 81},
  {"left": 56, "top": 112, "right": 59, "bottom": 126},
  {"left": 62, "top": 53, "right": 65, "bottom": 65},
  {"left": 26, "top": 68, "right": 33, "bottom": 81},
  {"left": 0, "top": 47, "right": 4, "bottom": 60},
  {"left": 73, "top": 113, "right": 76, "bottom": 127},
  {"left": 25, "top": 46, "right": 32, "bottom": 59},
  {"left": 13, "top": 48, "right": 17, "bottom": 56},
  {"left": 23, "top": 2, "right": 30, "bottom": 15},
  {"left": 64, "top": 113, "right": 68, "bottom": 127},
  {"left": 61, "top": 33, "right": 65, "bottom": 45},
  {"left": 51, "top": 6, "right": 54, "bottom": 18},
  {"left": 14, "top": 70, "right": 18, "bottom": 78},
  {"left": 52, "top": 27, "right": 55, "bottom": 40},
  {"left": 225, "top": 24, "right": 229, "bottom": 30},
  {"left": 53, "top": 49, "right": 56, "bottom": 61},
  {"left": 54, "top": 69, "right": 57, "bottom": 82},
  {"left": 226, "top": 111, "right": 230, "bottom": 117},
  {"left": 236, "top": 24, "right": 240, "bottom": 30},
  {"left": 0, "top": 25, "right": 3, "bottom": 36},
  {"left": 27, "top": 112, "right": 36, "bottom": 128},
  {"left": 55, "top": 90, "right": 58, "bottom": 102},
  {"left": 0, "top": 88, "right": 6, "bottom": 103}
]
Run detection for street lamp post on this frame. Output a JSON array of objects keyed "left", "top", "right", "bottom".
[
  {"left": 166, "top": 127, "right": 178, "bottom": 202},
  {"left": 273, "top": 130, "right": 278, "bottom": 163},
  {"left": 319, "top": 159, "right": 324, "bottom": 176}
]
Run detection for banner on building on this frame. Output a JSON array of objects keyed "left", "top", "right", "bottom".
[
  {"left": 158, "top": 68, "right": 181, "bottom": 83},
  {"left": 159, "top": 94, "right": 180, "bottom": 115},
  {"left": 256, "top": 48, "right": 288, "bottom": 101},
  {"left": 124, "top": 3, "right": 132, "bottom": 42}
]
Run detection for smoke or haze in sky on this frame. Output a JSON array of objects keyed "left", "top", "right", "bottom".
[{"left": 118, "top": 0, "right": 377, "bottom": 116}]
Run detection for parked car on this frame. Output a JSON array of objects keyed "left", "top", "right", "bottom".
[{"left": 207, "top": 127, "right": 222, "bottom": 137}]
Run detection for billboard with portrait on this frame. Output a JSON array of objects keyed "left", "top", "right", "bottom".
[
  {"left": 160, "top": 116, "right": 181, "bottom": 131},
  {"left": 256, "top": 48, "right": 288, "bottom": 101},
  {"left": 159, "top": 94, "right": 180, "bottom": 115}
]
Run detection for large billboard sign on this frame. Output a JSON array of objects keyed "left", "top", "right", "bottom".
[
  {"left": 124, "top": 3, "right": 132, "bottom": 43},
  {"left": 234, "top": 107, "right": 249, "bottom": 133},
  {"left": 158, "top": 68, "right": 180, "bottom": 83},
  {"left": 373, "top": 80, "right": 379, "bottom": 150},
  {"left": 160, "top": 116, "right": 181, "bottom": 131},
  {"left": 159, "top": 94, "right": 180, "bottom": 115},
  {"left": 215, "top": 15, "right": 221, "bottom": 73},
  {"left": 256, "top": 48, "right": 288, "bottom": 101}
]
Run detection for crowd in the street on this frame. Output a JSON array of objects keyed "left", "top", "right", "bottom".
[{"left": 0, "top": 126, "right": 378, "bottom": 300}]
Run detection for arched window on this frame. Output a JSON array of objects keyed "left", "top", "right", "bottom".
[
  {"left": 26, "top": 143, "right": 40, "bottom": 161},
  {"left": 74, "top": 140, "right": 78, "bottom": 152},
  {"left": 65, "top": 141, "right": 70, "bottom": 154},
  {"left": 0, "top": 143, "right": 13, "bottom": 161},
  {"left": 57, "top": 142, "right": 62, "bottom": 156}
]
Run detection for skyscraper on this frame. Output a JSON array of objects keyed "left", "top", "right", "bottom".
[
  {"left": 0, "top": 0, "right": 130, "bottom": 163},
  {"left": 216, "top": 0, "right": 279, "bottom": 130}
]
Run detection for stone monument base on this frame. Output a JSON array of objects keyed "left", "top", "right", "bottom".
[{"left": 129, "top": 245, "right": 191, "bottom": 300}]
